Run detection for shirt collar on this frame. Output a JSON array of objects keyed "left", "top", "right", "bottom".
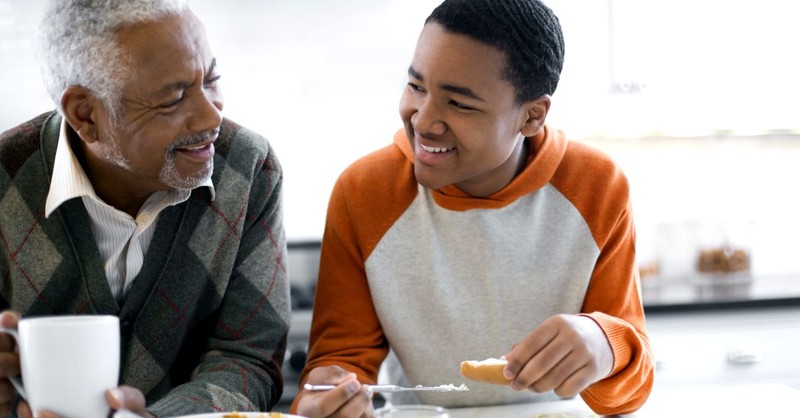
[{"left": 45, "top": 119, "right": 215, "bottom": 218}]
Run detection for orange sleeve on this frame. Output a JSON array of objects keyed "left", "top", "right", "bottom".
[
  {"left": 580, "top": 201, "right": 654, "bottom": 414},
  {"left": 290, "top": 143, "right": 418, "bottom": 413},
  {"left": 553, "top": 141, "right": 654, "bottom": 414}
]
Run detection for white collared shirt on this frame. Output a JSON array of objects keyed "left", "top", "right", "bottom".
[{"left": 45, "top": 119, "right": 215, "bottom": 302}]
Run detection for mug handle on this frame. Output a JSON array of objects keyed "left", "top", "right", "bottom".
[{"left": 0, "top": 327, "right": 27, "bottom": 399}]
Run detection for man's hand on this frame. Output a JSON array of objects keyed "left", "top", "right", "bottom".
[
  {"left": 16, "top": 386, "right": 154, "bottom": 418},
  {"left": 0, "top": 311, "right": 21, "bottom": 417},
  {"left": 106, "top": 386, "right": 155, "bottom": 418},
  {"left": 503, "top": 314, "right": 614, "bottom": 398},
  {"left": 296, "top": 366, "right": 373, "bottom": 418}
]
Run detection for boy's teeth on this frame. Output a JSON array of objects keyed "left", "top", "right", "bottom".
[{"left": 421, "top": 144, "right": 452, "bottom": 153}]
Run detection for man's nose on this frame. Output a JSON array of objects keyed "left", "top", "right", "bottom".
[{"left": 187, "top": 89, "right": 223, "bottom": 133}]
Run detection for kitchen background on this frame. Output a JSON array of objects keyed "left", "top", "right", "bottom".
[
  {"left": 3, "top": 0, "right": 799, "bottom": 279},
  {"left": 3, "top": 0, "right": 800, "bottom": 408}
]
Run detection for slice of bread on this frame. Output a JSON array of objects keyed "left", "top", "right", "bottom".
[{"left": 459, "top": 358, "right": 512, "bottom": 385}]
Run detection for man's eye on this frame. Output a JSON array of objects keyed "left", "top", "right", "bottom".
[
  {"left": 204, "top": 74, "right": 222, "bottom": 86},
  {"left": 161, "top": 95, "right": 184, "bottom": 108}
]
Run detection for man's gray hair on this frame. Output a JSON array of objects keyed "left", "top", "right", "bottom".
[{"left": 36, "top": 0, "right": 189, "bottom": 120}]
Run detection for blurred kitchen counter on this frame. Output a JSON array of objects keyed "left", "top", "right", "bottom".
[
  {"left": 642, "top": 274, "right": 800, "bottom": 312},
  {"left": 645, "top": 303, "right": 800, "bottom": 390},
  {"left": 643, "top": 273, "right": 800, "bottom": 390}
]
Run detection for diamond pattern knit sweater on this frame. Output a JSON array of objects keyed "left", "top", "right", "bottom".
[{"left": 0, "top": 112, "right": 290, "bottom": 416}]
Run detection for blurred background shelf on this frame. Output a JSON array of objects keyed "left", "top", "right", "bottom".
[{"left": 642, "top": 274, "right": 800, "bottom": 312}]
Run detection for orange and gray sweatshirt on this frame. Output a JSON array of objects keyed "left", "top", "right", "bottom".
[{"left": 294, "top": 126, "right": 654, "bottom": 415}]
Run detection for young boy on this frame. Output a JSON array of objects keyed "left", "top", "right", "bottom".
[{"left": 292, "top": 0, "right": 653, "bottom": 416}]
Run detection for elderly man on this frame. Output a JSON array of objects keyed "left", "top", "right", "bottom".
[{"left": 0, "top": 1, "right": 289, "bottom": 417}]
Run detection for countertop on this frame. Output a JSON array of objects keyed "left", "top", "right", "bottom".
[
  {"left": 446, "top": 383, "right": 800, "bottom": 417},
  {"left": 642, "top": 274, "right": 800, "bottom": 312}
]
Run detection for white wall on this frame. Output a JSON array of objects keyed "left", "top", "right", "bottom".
[
  {"left": 188, "top": 0, "right": 443, "bottom": 240},
  {"left": 2, "top": 0, "right": 800, "bottom": 276}
]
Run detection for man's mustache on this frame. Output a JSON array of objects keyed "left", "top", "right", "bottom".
[{"left": 167, "top": 128, "right": 220, "bottom": 153}]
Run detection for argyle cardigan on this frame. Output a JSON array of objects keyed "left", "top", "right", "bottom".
[{"left": 0, "top": 112, "right": 290, "bottom": 417}]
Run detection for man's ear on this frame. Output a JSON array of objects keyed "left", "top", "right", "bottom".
[
  {"left": 519, "top": 94, "right": 551, "bottom": 138},
  {"left": 60, "top": 86, "right": 99, "bottom": 144}
]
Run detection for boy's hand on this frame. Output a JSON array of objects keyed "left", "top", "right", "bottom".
[
  {"left": 503, "top": 314, "right": 614, "bottom": 398},
  {"left": 296, "top": 365, "right": 373, "bottom": 418}
]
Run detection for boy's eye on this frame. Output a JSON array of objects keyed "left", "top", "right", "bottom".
[
  {"left": 407, "top": 82, "right": 424, "bottom": 92},
  {"left": 450, "top": 100, "right": 474, "bottom": 111}
]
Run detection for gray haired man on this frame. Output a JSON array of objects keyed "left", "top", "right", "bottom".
[{"left": 0, "top": 1, "right": 290, "bottom": 416}]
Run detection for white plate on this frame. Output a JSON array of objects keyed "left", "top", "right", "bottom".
[{"left": 173, "top": 413, "right": 306, "bottom": 418}]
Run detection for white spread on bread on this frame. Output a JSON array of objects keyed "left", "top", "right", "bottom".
[{"left": 464, "top": 358, "right": 507, "bottom": 366}]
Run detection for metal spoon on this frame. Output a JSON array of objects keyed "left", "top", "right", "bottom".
[{"left": 304, "top": 383, "right": 469, "bottom": 393}]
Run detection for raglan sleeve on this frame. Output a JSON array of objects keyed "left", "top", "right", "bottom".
[
  {"left": 289, "top": 170, "right": 390, "bottom": 413},
  {"left": 579, "top": 175, "right": 655, "bottom": 414}
]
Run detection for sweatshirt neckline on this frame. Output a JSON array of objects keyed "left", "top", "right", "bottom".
[{"left": 393, "top": 126, "right": 569, "bottom": 211}]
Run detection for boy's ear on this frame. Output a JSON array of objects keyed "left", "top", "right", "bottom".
[
  {"left": 60, "top": 86, "right": 100, "bottom": 144},
  {"left": 519, "top": 94, "right": 551, "bottom": 137}
]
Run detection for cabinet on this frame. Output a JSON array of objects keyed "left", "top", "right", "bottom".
[{"left": 646, "top": 306, "right": 800, "bottom": 389}]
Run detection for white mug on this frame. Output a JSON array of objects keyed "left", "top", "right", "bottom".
[{"left": 0, "top": 315, "right": 120, "bottom": 418}]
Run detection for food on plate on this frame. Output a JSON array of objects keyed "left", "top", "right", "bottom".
[
  {"left": 459, "top": 358, "right": 511, "bottom": 385},
  {"left": 221, "top": 413, "right": 283, "bottom": 418}
]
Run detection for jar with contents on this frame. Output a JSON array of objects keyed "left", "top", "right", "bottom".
[{"left": 693, "top": 220, "right": 754, "bottom": 282}]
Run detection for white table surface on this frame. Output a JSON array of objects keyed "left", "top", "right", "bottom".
[{"left": 446, "top": 383, "right": 800, "bottom": 417}]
